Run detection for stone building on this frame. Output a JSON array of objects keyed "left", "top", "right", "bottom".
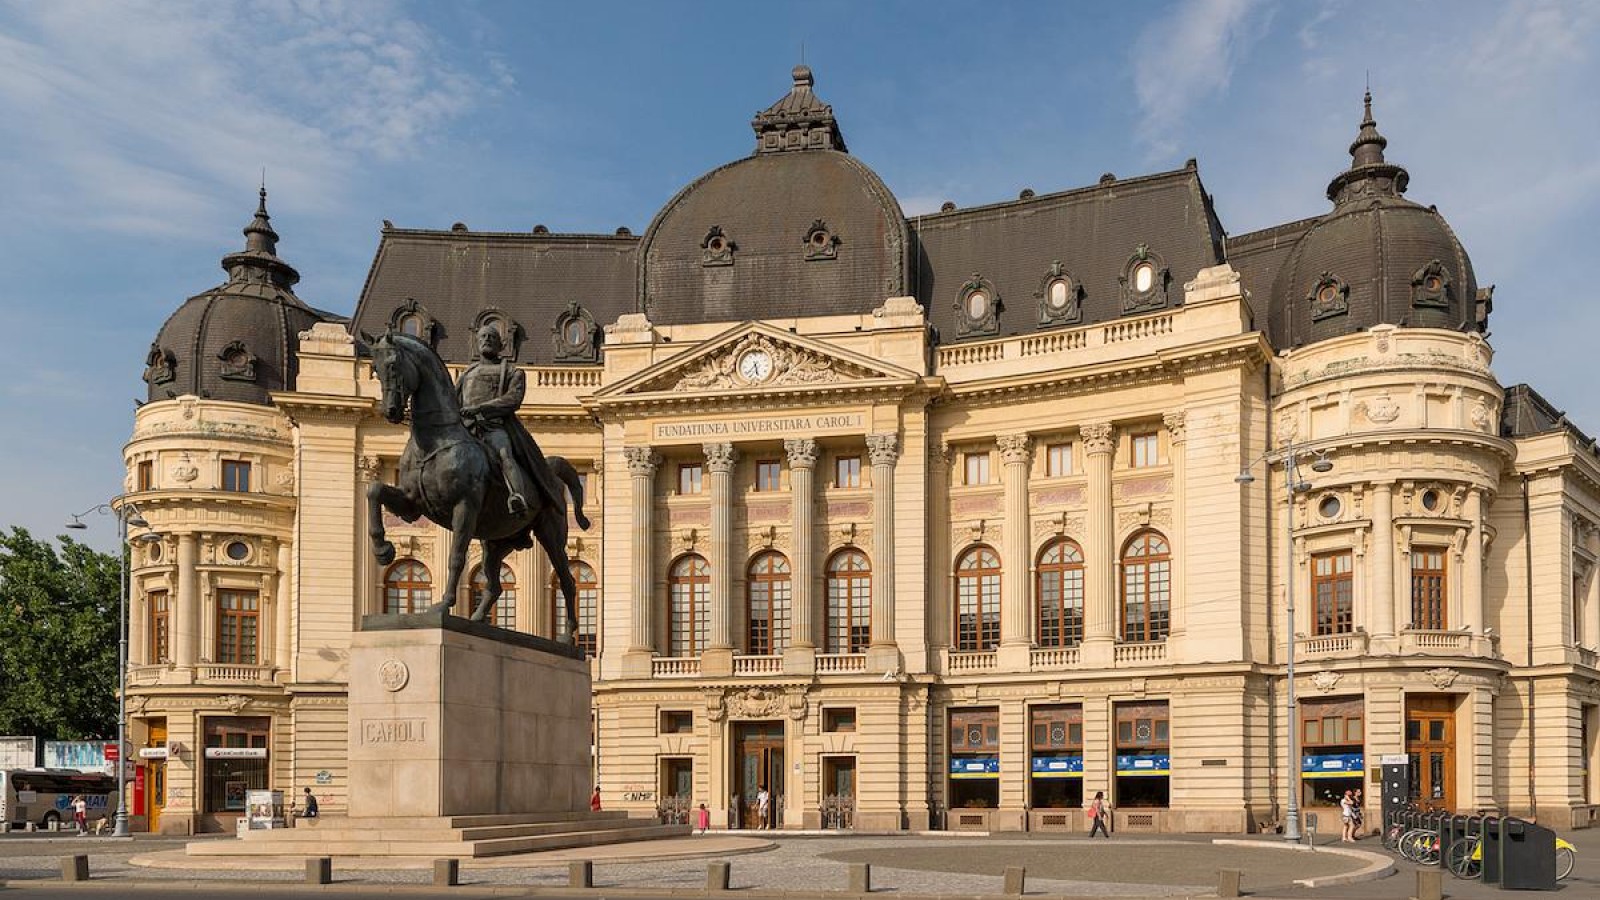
[{"left": 119, "top": 68, "right": 1600, "bottom": 834}]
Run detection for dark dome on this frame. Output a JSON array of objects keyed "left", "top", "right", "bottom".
[
  {"left": 638, "top": 68, "right": 908, "bottom": 324},
  {"left": 143, "top": 191, "right": 325, "bottom": 405},
  {"left": 1270, "top": 93, "right": 1478, "bottom": 348}
]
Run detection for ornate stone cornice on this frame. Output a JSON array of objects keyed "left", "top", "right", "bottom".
[
  {"left": 1081, "top": 423, "right": 1115, "bottom": 456},
  {"left": 703, "top": 442, "right": 737, "bottom": 473},
  {"left": 866, "top": 433, "right": 900, "bottom": 467},
  {"left": 624, "top": 446, "right": 662, "bottom": 477},
  {"left": 784, "top": 438, "right": 819, "bottom": 469},
  {"left": 997, "top": 434, "right": 1033, "bottom": 465}
]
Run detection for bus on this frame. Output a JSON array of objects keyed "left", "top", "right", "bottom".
[{"left": 0, "top": 769, "right": 119, "bottom": 830}]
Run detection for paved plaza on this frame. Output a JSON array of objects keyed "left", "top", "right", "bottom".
[{"left": 0, "top": 826, "right": 1595, "bottom": 898}]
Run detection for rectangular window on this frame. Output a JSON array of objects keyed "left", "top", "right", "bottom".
[
  {"left": 1312, "top": 551, "right": 1355, "bottom": 636},
  {"left": 216, "top": 590, "right": 259, "bottom": 665},
  {"left": 202, "top": 716, "right": 269, "bottom": 814},
  {"left": 137, "top": 460, "right": 154, "bottom": 492},
  {"left": 1299, "top": 697, "right": 1365, "bottom": 808},
  {"left": 835, "top": 456, "right": 862, "bottom": 489},
  {"left": 1131, "top": 433, "right": 1159, "bottom": 468},
  {"left": 148, "top": 590, "right": 170, "bottom": 663},
  {"left": 660, "top": 710, "right": 694, "bottom": 734},
  {"left": 964, "top": 452, "right": 991, "bottom": 485},
  {"left": 823, "top": 708, "right": 857, "bottom": 733},
  {"left": 756, "top": 460, "right": 781, "bottom": 492},
  {"left": 950, "top": 709, "right": 1000, "bottom": 753},
  {"left": 1410, "top": 549, "right": 1447, "bottom": 630},
  {"left": 678, "top": 463, "right": 703, "bottom": 495},
  {"left": 221, "top": 460, "right": 251, "bottom": 492},
  {"left": 1046, "top": 443, "right": 1072, "bottom": 477}
]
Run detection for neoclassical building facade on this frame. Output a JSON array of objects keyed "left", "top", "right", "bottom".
[{"left": 119, "top": 69, "right": 1600, "bottom": 834}]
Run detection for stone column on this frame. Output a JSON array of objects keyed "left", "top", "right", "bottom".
[
  {"left": 1371, "top": 484, "right": 1396, "bottom": 643},
  {"left": 174, "top": 533, "right": 199, "bottom": 670},
  {"left": 928, "top": 443, "right": 954, "bottom": 650},
  {"left": 998, "top": 434, "right": 1034, "bottom": 668},
  {"left": 1081, "top": 424, "right": 1116, "bottom": 665},
  {"left": 1462, "top": 488, "right": 1484, "bottom": 636},
  {"left": 623, "top": 447, "right": 661, "bottom": 673},
  {"left": 1163, "top": 411, "right": 1187, "bottom": 642},
  {"left": 703, "top": 442, "right": 738, "bottom": 676},
  {"left": 784, "top": 439, "right": 819, "bottom": 674},
  {"left": 866, "top": 434, "right": 900, "bottom": 666}
]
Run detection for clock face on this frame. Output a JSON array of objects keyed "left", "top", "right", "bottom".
[{"left": 738, "top": 350, "right": 774, "bottom": 382}]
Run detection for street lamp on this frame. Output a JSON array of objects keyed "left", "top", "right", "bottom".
[
  {"left": 66, "top": 501, "right": 159, "bottom": 839},
  {"left": 1236, "top": 440, "right": 1331, "bottom": 843}
]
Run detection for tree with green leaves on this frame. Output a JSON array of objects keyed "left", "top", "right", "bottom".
[{"left": 0, "top": 527, "right": 120, "bottom": 740}]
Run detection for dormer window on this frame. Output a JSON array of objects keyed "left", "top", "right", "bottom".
[
  {"left": 803, "top": 220, "right": 839, "bottom": 261},
  {"left": 217, "top": 341, "right": 257, "bottom": 382},
  {"left": 143, "top": 343, "right": 176, "bottom": 386},
  {"left": 1035, "top": 260, "right": 1083, "bottom": 327},
  {"left": 701, "top": 226, "right": 735, "bottom": 267},
  {"left": 1411, "top": 259, "right": 1452, "bottom": 310},
  {"left": 387, "top": 298, "right": 439, "bottom": 346},
  {"left": 1132, "top": 263, "right": 1154, "bottom": 293},
  {"left": 1119, "top": 244, "right": 1170, "bottom": 314},
  {"left": 398, "top": 314, "right": 423, "bottom": 337},
  {"left": 954, "top": 274, "right": 1000, "bottom": 338},
  {"left": 1308, "top": 272, "right": 1350, "bottom": 321},
  {"left": 551, "top": 301, "right": 599, "bottom": 363}
]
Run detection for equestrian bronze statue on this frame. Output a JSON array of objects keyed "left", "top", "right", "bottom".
[{"left": 362, "top": 327, "right": 590, "bottom": 638}]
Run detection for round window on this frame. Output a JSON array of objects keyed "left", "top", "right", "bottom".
[
  {"left": 1421, "top": 489, "right": 1441, "bottom": 512},
  {"left": 1425, "top": 275, "right": 1442, "bottom": 291},
  {"left": 708, "top": 237, "right": 725, "bottom": 252},
  {"left": 1133, "top": 263, "right": 1154, "bottom": 293},
  {"left": 1048, "top": 279, "right": 1070, "bottom": 309},
  {"left": 1319, "top": 495, "right": 1342, "bottom": 519},
  {"left": 965, "top": 291, "right": 988, "bottom": 319},
  {"left": 1317, "top": 284, "right": 1338, "bottom": 304},
  {"left": 811, "top": 230, "right": 829, "bottom": 246},
  {"left": 225, "top": 541, "right": 250, "bottom": 561},
  {"left": 147, "top": 541, "right": 163, "bottom": 562}
]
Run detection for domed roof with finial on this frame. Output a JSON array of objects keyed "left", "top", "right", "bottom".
[
  {"left": 1268, "top": 91, "right": 1478, "bottom": 348},
  {"left": 143, "top": 189, "right": 327, "bottom": 405}
]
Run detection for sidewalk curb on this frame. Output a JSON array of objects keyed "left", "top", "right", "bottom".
[{"left": 1210, "top": 839, "right": 1395, "bottom": 888}]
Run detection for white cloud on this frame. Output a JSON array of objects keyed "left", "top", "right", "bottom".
[{"left": 1131, "top": 0, "right": 1270, "bottom": 160}]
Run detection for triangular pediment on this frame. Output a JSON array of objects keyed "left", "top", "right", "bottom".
[{"left": 597, "top": 322, "right": 921, "bottom": 400}]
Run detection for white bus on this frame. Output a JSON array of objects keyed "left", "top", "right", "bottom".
[{"left": 0, "top": 769, "right": 118, "bottom": 830}]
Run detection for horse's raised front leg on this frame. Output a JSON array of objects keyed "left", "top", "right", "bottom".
[
  {"left": 471, "top": 539, "right": 516, "bottom": 623},
  {"left": 366, "top": 481, "right": 419, "bottom": 567},
  {"left": 430, "top": 495, "right": 482, "bottom": 616}
]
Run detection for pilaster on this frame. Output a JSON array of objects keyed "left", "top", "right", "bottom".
[
  {"left": 866, "top": 433, "right": 900, "bottom": 671},
  {"left": 623, "top": 446, "right": 660, "bottom": 678},
  {"left": 703, "top": 442, "right": 737, "bottom": 677},
  {"left": 1081, "top": 423, "right": 1116, "bottom": 666},
  {"left": 997, "top": 434, "right": 1033, "bottom": 670},
  {"left": 784, "top": 438, "right": 819, "bottom": 675}
]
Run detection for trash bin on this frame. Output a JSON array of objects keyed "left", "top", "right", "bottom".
[{"left": 1497, "top": 817, "right": 1556, "bottom": 891}]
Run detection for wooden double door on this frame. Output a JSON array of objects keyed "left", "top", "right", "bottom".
[
  {"left": 1405, "top": 695, "right": 1456, "bottom": 811},
  {"left": 732, "top": 721, "right": 784, "bottom": 829}
]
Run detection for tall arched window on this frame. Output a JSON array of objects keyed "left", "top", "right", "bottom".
[
  {"left": 468, "top": 564, "right": 517, "bottom": 630},
  {"left": 747, "top": 552, "right": 792, "bottom": 655},
  {"left": 1036, "top": 539, "right": 1085, "bottom": 648},
  {"left": 825, "top": 550, "right": 871, "bottom": 653},
  {"left": 383, "top": 559, "right": 432, "bottom": 614},
  {"left": 551, "top": 561, "right": 599, "bottom": 657},
  {"left": 955, "top": 546, "right": 1002, "bottom": 651},
  {"left": 1121, "top": 531, "right": 1171, "bottom": 642},
  {"left": 668, "top": 554, "right": 710, "bottom": 657}
]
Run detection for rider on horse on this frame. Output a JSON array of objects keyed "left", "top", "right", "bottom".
[{"left": 456, "top": 325, "right": 562, "bottom": 516}]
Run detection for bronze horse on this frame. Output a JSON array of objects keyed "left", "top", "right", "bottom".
[{"left": 363, "top": 331, "right": 590, "bottom": 636}]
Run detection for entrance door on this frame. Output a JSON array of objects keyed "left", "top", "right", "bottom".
[
  {"left": 147, "top": 721, "right": 167, "bottom": 832},
  {"left": 732, "top": 721, "right": 784, "bottom": 829},
  {"left": 822, "top": 756, "right": 856, "bottom": 829},
  {"left": 1405, "top": 695, "right": 1456, "bottom": 811}
]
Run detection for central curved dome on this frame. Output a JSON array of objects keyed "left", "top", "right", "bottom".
[{"left": 638, "top": 68, "right": 908, "bottom": 324}]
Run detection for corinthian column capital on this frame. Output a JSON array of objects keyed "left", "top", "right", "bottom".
[
  {"left": 866, "top": 433, "right": 900, "bottom": 467},
  {"left": 624, "top": 446, "right": 661, "bottom": 476},
  {"left": 997, "top": 433, "right": 1034, "bottom": 465},
  {"left": 703, "top": 441, "right": 738, "bottom": 474},
  {"left": 784, "top": 438, "right": 819, "bottom": 469},
  {"left": 1080, "top": 422, "right": 1115, "bottom": 456},
  {"left": 1162, "top": 411, "right": 1187, "bottom": 445}
]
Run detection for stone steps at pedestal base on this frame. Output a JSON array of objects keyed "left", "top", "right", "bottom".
[
  {"left": 237, "top": 813, "right": 656, "bottom": 843},
  {"left": 187, "top": 820, "right": 689, "bottom": 859}
]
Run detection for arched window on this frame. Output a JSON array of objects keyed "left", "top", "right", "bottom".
[
  {"left": 668, "top": 555, "right": 710, "bottom": 657},
  {"left": 551, "top": 561, "right": 599, "bottom": 657},
  {"left": 397, "top": 312, "right": 423, "bottom": 337},
  {"left": 469, "top": 564, "right": 517, "bottom": 630},
  {"left": 1121, "top": 531, "right": 1171, "bottom": 642},
  {"left": 825, "top": 550, "right": 871, "bottom": 653},
  {"left": 955, "top": 546, "right": 1002, "bottom": 651},
  {"left": 383, "top": 559, "right": 432, "bottom": 615},
  {"left": 1036, "top": 539, "right": 1085, "bottom": 648},
  {"left": 747, "top": 552, "right": 792, "bottom": 655}
]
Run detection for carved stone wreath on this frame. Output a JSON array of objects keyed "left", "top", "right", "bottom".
[{"left": 673, "top": 334, "right": 846, "bottom": 391}]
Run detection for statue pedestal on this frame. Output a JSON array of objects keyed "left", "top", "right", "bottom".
[{"left": 348, "top": 611, "right": 590, "bottom": 818}]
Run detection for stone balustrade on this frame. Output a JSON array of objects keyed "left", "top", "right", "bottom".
[
  {"left": 651, "top": 656, "right": 702, "bottom": 678},
  {"left": 815, "top": 653, "right": 866, "bottom": 674},
  {"left": 732, "top": 655, "right": 783, "bottom": 676},
  {"left": 1113, "top": 641, "right": 1167, "bottom": 664}
]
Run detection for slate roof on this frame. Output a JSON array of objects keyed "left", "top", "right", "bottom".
[{"left": 1226, "top": 216, "right": 1320, "bottom": 330}]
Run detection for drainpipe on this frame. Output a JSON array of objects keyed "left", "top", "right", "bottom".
[{"left": 1522, "top": 472, "right": 1537, "bottom": 819}]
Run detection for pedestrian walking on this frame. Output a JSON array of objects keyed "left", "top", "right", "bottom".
[
  {"left": 1087, "top": 791, "right": 1110, "bottom": 838},
  {"left": 70, "top": 795, "right": 87, "bottom": 834},
  {"left": 1339, "top": 789, "right": 1356, "bottom": 842},
  {"left": 590, "top": 785, "right": 603, "bottom": 812},
  {"left": 301, "top": 786, "right": 319, "bottom": 818},
  {"left": 696, "top": 802, "right": 711, "bottom": 834},
  {"left": 756, "top": 786, "right": 771, "bottom": 830}
]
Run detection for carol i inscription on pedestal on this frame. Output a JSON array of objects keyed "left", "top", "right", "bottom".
[{"left": 361, "top": 718, "right": 426, "bottom": 744}]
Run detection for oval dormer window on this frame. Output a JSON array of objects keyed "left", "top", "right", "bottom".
[
  {"left": 1048, "top": 279, "right": 1071, "bottom": 310},
  {"left": 564, "top": 320, "right": 586, "bottom": 346},
  {"left": 1133, "top": 263, "right": 1154, "bottom": 293},
  {"left": 966, "top": 291, "right": 989, "bottom": 320},
  {"left": 398, "top": 313, "right": 423, "bottom": 337}
]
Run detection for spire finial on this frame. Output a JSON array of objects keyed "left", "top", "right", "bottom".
[
  {"left": 1349, "top": 87, "right": 1387, "bottom": 168},
  {"left": 243, "top": 181, "right": 279, "bottom": 255},
  {"left": 1325, "top": 87, "right": 1408, "bottom": 204}
]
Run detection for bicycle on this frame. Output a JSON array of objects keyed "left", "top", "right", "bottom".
[
  {"left": 1399, "top": 828, "right": 1441, "bottom": 866},
  {"left": 1445, "top": 833, "right": 1577, "bottom": 882}
]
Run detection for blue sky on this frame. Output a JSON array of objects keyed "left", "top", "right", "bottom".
[{"left": 1, "top": 0, "right": 1597, "bottom": 548}]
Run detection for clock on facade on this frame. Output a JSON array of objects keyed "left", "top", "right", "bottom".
[{"left": 738, "top": 349, "right": 774, "bottom": 382}]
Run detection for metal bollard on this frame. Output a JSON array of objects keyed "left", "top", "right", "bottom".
[
  {"left": 306, "top": 856, "right": 332, "bottom": 885},
  {"left": 1410, "top": 868, "right": 1442, "bottom": 900},
  {"left": 60, "top": 855, "right": 90, "bottom": 882},
  {"left": 1003, "top": 866, "right": 1026, "bottom": 895},
  {"left": 849, "top": 862, "right": 872, "bottom": 894},
  {"left": 433, "top": 858, "right": 459, "bottom": 887},
  {"left": 707, "top": 861, "right": 731, "bottom": 891},
  {"left": 569, "top": 860, "right": 594, "bottom": 888},
  {"left": 1217, "top": 868, "right": 1242, "bottom": 899}
]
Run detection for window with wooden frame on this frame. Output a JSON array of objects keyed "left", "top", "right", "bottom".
[
  {"left": 835, "top": 455, "right": 862, "bottom": 489},
  {"left": 221, "top": 459, "right": 251, "bottom": 492},
  {"left": 755, "top": 460, "right": 781, "bottom": 492},
  {"left": 383, "top": 559, "right": 432, "bottom": 614},
  {"left": 746, "top": 551, "right": 792, "bottom": 655},
  {"left": 1030, "top": 705, "right": 1083, "bottom": 752},
  {"left": 216, "top": 589, "right": 259, "bottom": 665},
  {"left": 668, "top": 554, "right": 710, "bottom": 656},
  {"left": 963, "top": 452, "right": 991, "bottom": 485},
  {"left": 136, "top": 460, "right": 154, "bottom": 492},
  {"left": 823, "top": 708, "right": 857, "bottom": 733},
  {"left": 1312, "top": 551, "right": 1354, "bottom": 635},
  {"left": 1410, "top": 548, "right": 1447, "bottom": 629},
  {"left": 1131, "top": 433, "right": 1159, "bottom": 468},
  {"left": 950, "top": 708, "right": 1000, "bottom": 753},
  {"left": 955, "top": 546, "right": 1001, "bottom": 651},
  {"left": 1036, "top": 539, "right": 1084, "bottom": 647},
  {"left": 678, "top": 463, "right": 703, "bottom": 495},
  {"left": 551, "top": 561, "right": 600, "bottom": 657},
  {"left": 1046, "top": 443, "right": 1072, "bottom": 477},
  {"left": 1115, "top": 701, "right": 1170, "bottom": 752},
  {"left": 825, "top": 550, "right": 871, "bottom": 653},
  {"left": 660, "top": 710, "right": 694, "bottom": 734},
  {"left": 1121, "top": 531, "right": 1171, "bottom": 642},
  {"left": 148, "top": 590, "right": 170, "bottom": 663},
  {"left": 1301, "top": 696, "right": 1364, "bottom": 749}
]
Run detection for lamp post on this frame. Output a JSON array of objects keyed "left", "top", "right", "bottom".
[
  {"left": 1237, "top": 439, "right": 1331, "bottom": 844},
  {"left": 67, "top": 502, "right": 158, "bottom": 839}
]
